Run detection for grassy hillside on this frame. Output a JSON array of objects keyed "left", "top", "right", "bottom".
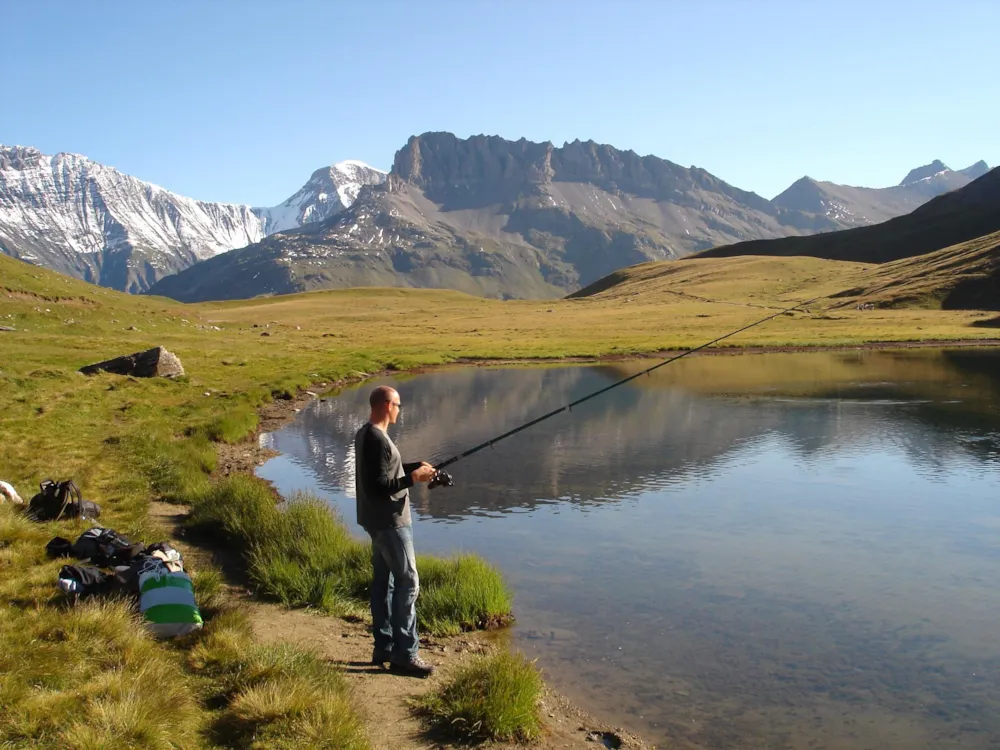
[
  {"left": 827, "top": 230, "right": 1000, "bottom": 310},
  {"left": 698, "top": 167, "right": 999, "bottom": 264},
  {"left": 575, "top": 230, "right": 1000, "bottom": 312}
]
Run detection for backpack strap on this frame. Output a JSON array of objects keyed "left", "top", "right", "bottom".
[{"left": 53, "top": 480, "right": 80, "bottom": 522}]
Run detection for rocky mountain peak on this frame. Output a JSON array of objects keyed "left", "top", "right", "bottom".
[
  {"left": 389, "top": 132, "right": 555, "bottom": 207},
  {"left": 387, "top": 132, "right": 771, "bottom": 213},
  {"left": 959, "top": 160, "right": 990, "bottom": 181},
  {"left": 770, "top": 176, "right": 825, "bottom": 212},
  {"left": 0, "top": 145, "right": 45, "bottom": 170},
  {"left": 900, "top": 160, "right": 950, "bottom": 186}
]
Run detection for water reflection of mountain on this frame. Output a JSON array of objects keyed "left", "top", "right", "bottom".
[{"left": 263, "top": 349, "right": 1000, "bottom": 519}]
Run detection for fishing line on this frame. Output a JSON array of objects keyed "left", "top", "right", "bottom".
[{"left": 431, "top": 297, "right": 818, "bottom": 479}]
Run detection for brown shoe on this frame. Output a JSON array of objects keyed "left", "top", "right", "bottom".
[{"left": 389, "top": 655, "right": 435, "bottom": 678}]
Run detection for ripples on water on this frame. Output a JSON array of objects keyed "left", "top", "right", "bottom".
[{"left": 259, "top": 349, "right": 1000, "bottom": 749}]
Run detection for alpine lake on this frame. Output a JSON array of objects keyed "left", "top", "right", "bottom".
[{"left": 258, "top": 347, "right": 1000, "bottom": 750}]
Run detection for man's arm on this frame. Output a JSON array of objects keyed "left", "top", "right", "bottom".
[{"left": 361, "top": 430, "right": 413, "bottom": 497}]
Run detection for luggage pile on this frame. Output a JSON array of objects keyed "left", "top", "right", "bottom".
[{"left": 48, "top": 526, "right": 203, "bottom": 638}]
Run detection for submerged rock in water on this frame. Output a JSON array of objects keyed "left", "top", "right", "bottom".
[{"left": 79, "top": 346, "right": 185, "bottom": 378}]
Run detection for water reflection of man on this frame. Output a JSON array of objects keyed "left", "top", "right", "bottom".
[{"left": 354, "top": 385, "right": 437, "bottom": 677}]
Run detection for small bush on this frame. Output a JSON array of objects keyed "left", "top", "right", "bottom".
[
  {"left": 417, "top": 554, "right": 514, "bottom": 634},
  {"left": 417, "top": 650, "right": 543, "bottom": 742},
  {"left": 191, "top": 567, "right": 225, "bottom": 613},
  {"left": 187, "top": 474, "right": 280, "bottom": 544},
  {"left": 117, "top": 429, "right": 216, "bottom": 504}
]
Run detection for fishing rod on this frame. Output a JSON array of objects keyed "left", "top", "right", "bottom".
[{"left": 427, "top": 296, "right": 818, "bottom": 488}]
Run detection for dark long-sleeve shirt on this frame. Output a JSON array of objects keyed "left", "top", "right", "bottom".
[{"left": 355, "top": 422, "right": 419, "bottom": 531}]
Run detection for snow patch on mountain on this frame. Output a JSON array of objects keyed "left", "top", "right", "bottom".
[{"left": 254, "top": 161, "right": 386, "bottom": 235}]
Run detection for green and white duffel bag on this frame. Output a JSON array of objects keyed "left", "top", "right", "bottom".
[{"left": 138, "top": 559, "right": 203, "bottom": 638}]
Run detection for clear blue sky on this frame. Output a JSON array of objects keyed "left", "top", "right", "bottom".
[{"left": 3, "top": 0, "right": 996, "bottom": 205}]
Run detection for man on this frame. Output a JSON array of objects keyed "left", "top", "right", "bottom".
[{"left": 355, "top": 384, "right": 437, "bottom": 677}]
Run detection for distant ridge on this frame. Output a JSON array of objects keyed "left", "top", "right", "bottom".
[{"left": 699, "top": 167, "right": 1000, "bottom": 265}]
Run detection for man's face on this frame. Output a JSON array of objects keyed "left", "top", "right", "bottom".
[{"left": 386, "top": 390, "right": 402, "bottom": 425}]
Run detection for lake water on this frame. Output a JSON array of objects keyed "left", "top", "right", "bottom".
[{"left": 258, "top": 348, "right": 1000, "bottom": 749}]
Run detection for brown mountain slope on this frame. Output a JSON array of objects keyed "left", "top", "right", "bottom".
[{"left": 698, "top": 167, "right": 1000, "bottom": 264}]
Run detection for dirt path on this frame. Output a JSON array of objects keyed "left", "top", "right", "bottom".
[{"left": 151, "top": 501, "right": 649, "bottom": 749}]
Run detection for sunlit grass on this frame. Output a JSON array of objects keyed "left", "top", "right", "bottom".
[{"left": 417, "top": 650, "right": 544, "bottom": 742}]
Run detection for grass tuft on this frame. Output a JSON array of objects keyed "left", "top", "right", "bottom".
[
  {"left": 417, "top": 554, "right": 515, "bottom": 634},
  {"left": 417, "top": 650, "right": 544, "bottom": 742}
]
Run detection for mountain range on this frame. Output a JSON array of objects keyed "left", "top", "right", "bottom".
[
  {"left": 572, "top": 166, "right": 1000, "bottom": 312},
  {"left": 0, "top": 145, "right": 384, "bottom": 292},
  {"left": 772, "top": 159, "right": 989, "bottom": 226},
  {"left": 0, "top": 136, "right": 988, "bottom": 300}
]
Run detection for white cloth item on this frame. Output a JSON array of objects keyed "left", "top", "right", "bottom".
[
  {"left": 0, "top": 481, "right": 23, "bottom": 505},
  {"left": 58, "top": 577, "right": 82, "bottom": 594},
  {"left": 151, "top": 548, "right": 183, "bottom": 565}
]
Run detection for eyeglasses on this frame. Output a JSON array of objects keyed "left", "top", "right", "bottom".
[{"left": 388, "top": 401, "right": 402, "bottom": 410}]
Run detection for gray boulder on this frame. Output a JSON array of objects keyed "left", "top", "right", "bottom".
[{"left": 80, "top": 346, "right": 185, "bottom": 378}]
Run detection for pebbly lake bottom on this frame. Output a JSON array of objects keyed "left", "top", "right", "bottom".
[{"left": 258, "top": 348, "right": 1000, "bottom": 749}]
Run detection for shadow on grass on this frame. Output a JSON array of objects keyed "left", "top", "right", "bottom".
[{"left": 970, "top": 316, "right": 1000, "bottom": 328}]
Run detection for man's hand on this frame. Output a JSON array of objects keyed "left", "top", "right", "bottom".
[{"left": 411, "top": 462, "right": 436, "bottom": 484}]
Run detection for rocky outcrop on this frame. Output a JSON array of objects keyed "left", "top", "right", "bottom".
[
  {"left": 80, "top": 346, "right": 185, "bottom": 378},
  {"left": 390, "top": 133, "right": 554, "bottom": 207},
  {"left": 388, "top": 132, "right": 772, "bottom": 212}
]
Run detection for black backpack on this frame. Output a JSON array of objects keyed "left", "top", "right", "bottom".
[
  {"left": 72, "top": 527, "right": 143, "bottom": 567},
  {"left": 28, "top": 480, "right": 101, "bottom": 522}
]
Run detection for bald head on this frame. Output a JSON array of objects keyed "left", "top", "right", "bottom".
[
  {"left": 369, "top": 385, "right": 402, "bottom": 427},
  {"left": 369, "top": 385, "right": 397, "bottom": 409}
]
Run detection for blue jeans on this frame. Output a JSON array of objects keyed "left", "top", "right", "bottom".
[{"left": 367, "top": 525, "right": 420, "bottom": 661}]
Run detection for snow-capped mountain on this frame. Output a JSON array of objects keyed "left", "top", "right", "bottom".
[
  {"left": 254, "top": 161, "right": 386, "bottom": 235},
  {"left": 0, "top": 145, "right": 383, "bottom": 292}
]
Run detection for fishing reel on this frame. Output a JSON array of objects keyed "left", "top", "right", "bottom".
[{"left": 428, "top": 470, "right": 454, "bottom": 490}]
